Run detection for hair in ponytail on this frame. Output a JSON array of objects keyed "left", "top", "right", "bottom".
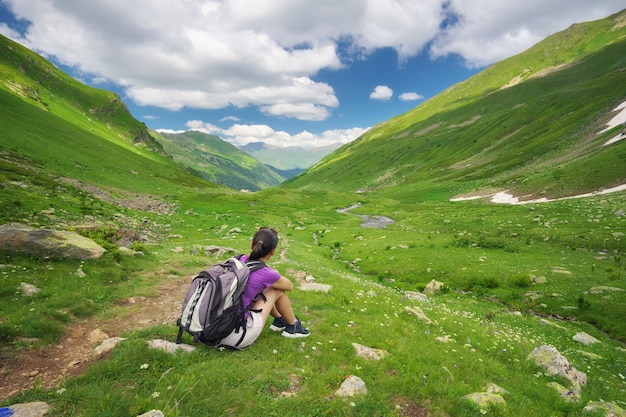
[{"left": 249, "top": 227, "right": 279, "bottom": 261}]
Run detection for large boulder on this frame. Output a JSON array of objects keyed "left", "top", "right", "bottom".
[{"left": 0, "top": 223, "right": 106, "bottom": 260}]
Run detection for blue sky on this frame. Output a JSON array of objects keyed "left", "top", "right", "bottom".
[{"left": 0, "top": 1, "right": 623, "bottom": 148}]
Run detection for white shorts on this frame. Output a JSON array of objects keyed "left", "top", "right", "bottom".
[{"left": 218, "top": 311, "right": 264, "bottom": 350}]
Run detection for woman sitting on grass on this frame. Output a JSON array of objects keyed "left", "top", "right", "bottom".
[{"left": 219, "top": 227, "right": 310, "bottom": 349}]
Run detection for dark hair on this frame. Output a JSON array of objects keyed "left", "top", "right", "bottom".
[{"left": 249, "top": 227, "right": 279, "bottom": 261}]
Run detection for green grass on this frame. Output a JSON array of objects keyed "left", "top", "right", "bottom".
[{"left": 2, "top": 188, "right": 625, "bottom": 416}]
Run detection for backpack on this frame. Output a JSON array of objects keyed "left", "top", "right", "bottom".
[{"left": 176, "top": 255, "right": 265, "bottom": 346}]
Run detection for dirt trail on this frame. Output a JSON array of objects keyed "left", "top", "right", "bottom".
[{"left": 0, "top": 270, "right": 190, "bottom": 402}]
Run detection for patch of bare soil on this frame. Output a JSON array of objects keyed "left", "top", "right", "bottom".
[{"left": 0, "top": 270, "right": 190, "bottom": 402}]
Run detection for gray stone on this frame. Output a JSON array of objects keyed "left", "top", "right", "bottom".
[
  {"left": 573, "top": 332, "right": 600, "bottom": 346},
  {"left": 527, "top": 345, "right": 587, "bottom": 394},
  {"left": 583, "top": 401, "right": 626, "bottom": 417},
  {"left": 334, "top": 375, "right": 367, "bottom": 397},
  {"left": 147, "top": 339, "right": 196, "bottom": 354},
  {"left": 463, "top": 392, "right": 506, "bottom": 410},
  {"left": 423, "top": 279, "right": 444, "bottom": 296},
  {"left": 547, "top": 382, "right": 580, "bottom": 403},
  {"left": 404, "top": 291, "right": 429, "bottom": 302},
  {"left": 2, "top": 401, "right": 50, "bottom": 416},
  {"left": 94, "top": 337, "right": 126, "bottom": 358},
  {"left": 137, "top": 410, "right": 165, "bottom": 417},
  {"left": 404, "top": 306, "right": 433, "bottom": 324},
  {"left": 0, "top": 223, "right": 105, "bottom": 260},
  {"left": 299, "top": 282, "right": 332, "bottom": 293},
  {"left": 352, "top": 343, "right": 388, "bottom": 361},
  {"left": 19, "top": 282, "right": 41, "bottom": 296}
]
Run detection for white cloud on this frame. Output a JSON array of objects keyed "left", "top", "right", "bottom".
[
  {"left": 370, "top": 85, "right": 394, "bottom": 101},
  {"left": 399, "top": 92, "right": 424, "bottom": 101},
  {"left": 431, "top": 0, "right": 625, "bottom": 67},
  {"left": 2, "top": 0, "right": 623, "bottom": 121},
  {"left": 172, "top": 121, "right": 369, "bottom": 149}
]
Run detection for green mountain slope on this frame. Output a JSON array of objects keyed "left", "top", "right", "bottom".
[
  {"left": 0, "top": 34, "right": 213, "bottom": 197},
  {"left": 284, "top": 10, "right": 626, "bottom": 202},
  {"left": 156, "top": 131, "right": 285, "bottom": 191},
  {"left": 0, "top": 34, "right": 279, "bottom": 195}
]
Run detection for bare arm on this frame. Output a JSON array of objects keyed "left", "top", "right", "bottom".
[{"left": 271, "top": 276, "right": 294, "bottom": 291}]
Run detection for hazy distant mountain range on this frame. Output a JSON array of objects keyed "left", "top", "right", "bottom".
[{"left": 239, "top": 142, "right": 342, "bottom": 170}]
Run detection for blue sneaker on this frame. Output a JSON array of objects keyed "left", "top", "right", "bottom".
[
  {"left": 269, "top": 316, "right": 288, "bottom": 331},
  {"left": 281, "top": 318, "right": 310, "bottom": 338}
]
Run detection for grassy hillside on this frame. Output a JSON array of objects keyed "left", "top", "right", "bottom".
[
  {"left": 284, "top": 10, "right": 626, "bottom": 202},
  {"left": 156, "top": 131, "right": 285, "bottom": 191}
]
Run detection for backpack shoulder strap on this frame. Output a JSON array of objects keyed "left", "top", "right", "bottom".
[{"left": 246, "top": 260, "right": 265, "bottom": 272}]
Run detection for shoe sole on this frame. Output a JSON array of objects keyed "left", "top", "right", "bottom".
[
  {"left": 269, "top": 325, "right": 286, "bottom": 332},
  {"left": 281, "top": 331, "right": 310, "bottom": 338}
]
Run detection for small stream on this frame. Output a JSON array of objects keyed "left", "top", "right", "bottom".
[{"left": 336, "top": 203, "right": 395, "bottom": 228}]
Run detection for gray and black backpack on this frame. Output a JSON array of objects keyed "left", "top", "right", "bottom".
[{"left": 176, "top": 255, "right": 264, "bottom": 346}]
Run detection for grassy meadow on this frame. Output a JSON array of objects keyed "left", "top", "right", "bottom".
[{"left": 1, "top": 185, "right": 625, "bottom": 416}]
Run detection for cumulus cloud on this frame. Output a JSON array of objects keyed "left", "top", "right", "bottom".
[
  {"left": 431, "top": 0, "right": 623, "bottom": 68},
  {"left": 169, "top": 121, "right": 369, "bottom": 149},
  {"left": 399, "top": 92, "right": 424, "bottom": 101},
  {"left": 370, "top": 85, "right": 394, "bottom": 101},
  {"left": 4, "top": 0, "right": 619, "bottom": 116},
  {"left": 2, "top": 0, "right": 623, "bottom": 142}
]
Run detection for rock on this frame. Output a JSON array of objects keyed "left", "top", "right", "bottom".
[
  {"left": 75, "top": 267, "right": 86, "bottom": 278},
  {"left": 137, "top": 410, "right": 165, "bottom": 417},
  {"left": 585, "top": 286, "right": 625, "bottom": 295},
  {"left": 204, "top": 245, "right": 237, "bottom": 258},
  {"left": 573, "top": 332, "right": 600, "bottom": 346},
  {"left": 532, "top": 276, "right": 547, "bottom": 284},
  {"left": 539, "top": 318, "right": 568, "bottom": 330},
  {"left": 334, "top": 375, "right": 367, "bottom": 397},
  {"left": 577, "top": 350, "right": 602, "bottom": 360},
  {"left": 547, "top": 382, "right": 580, "bottom": 403},
  {"left": 147, "top": 339, "right": 196, "bottom": 354},
  {"left": 404, "top": 291, "right": 429, "bottom": 302},
  {"left": 0, "top": 401, "right": 50, "bottom": 416},
  {"left": 423, "top": 279, "right": 444, "bottom": 296},
  {"left": 94, "top": 337, "right": 126, "bottom": 358},
  {"left": 463, "top": 392, "right": 506, "bottom": 410},
  {"left": 0, "top": 223, "right": 106, "bottom": 260},
  {"left": 484, "top": 383, "right": 508, "bottom": 394},
  {"left": 527, "top": 345, "right": 587, "bottom": 394},
  {"left": 89, "top": 329, "right": 109, "bottom": 344},
  {"left": 435, "top": 336, "right": 455, "bottom": 343},
  {"left": 584, "top": 401, "right": 626, "bottom": 417},
  {"left": 404, "top": 306, "right": 433, "bottom": 324},
  {"left": 352, "top": 343, "right": 388, "bottom": 361},
  {"left": 299, "top": 282, "right": 332, "bottom": 293},
  {"left": 19, "top": 282, "right": 41, "bottom": 296}
]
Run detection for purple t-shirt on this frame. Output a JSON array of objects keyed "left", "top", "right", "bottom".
[{"left": 239, "top": 254, "right": 280, "bottom": 317}]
